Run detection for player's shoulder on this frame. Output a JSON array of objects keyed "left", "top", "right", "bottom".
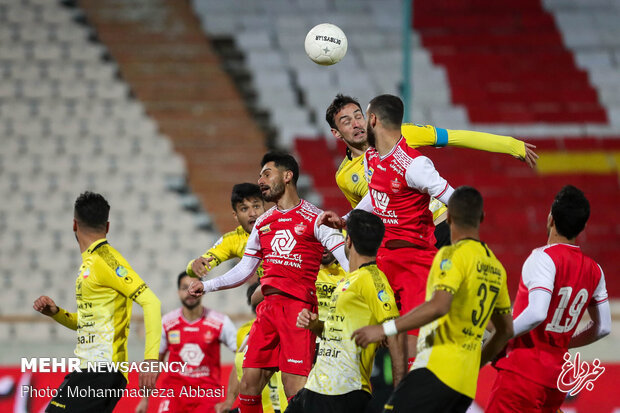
[
  {"left": 204, "top": 308, "right": 229, "bottom": 325},
  {"left": 90, "top": 242, "right": 131, "bottom": 276},
  {"left": 255, "top": 205, "right": 278, "bottom": 227},
  {"left": 299, "top": 199, "right": 324, "bottom": 218},
  {"left": 162, "top": 308, "right": 183, "bottom": 329},
  {"left": 355, "top": 263, "right": 389, "bottom": 288}
]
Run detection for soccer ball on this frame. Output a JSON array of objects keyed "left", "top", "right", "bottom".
[{"left": 304, "top": 23, "right": 348, "bottom": 66}]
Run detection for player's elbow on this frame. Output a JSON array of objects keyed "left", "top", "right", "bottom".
[{"left": 597, "top": 324, "right": 611, "bottom": 339}]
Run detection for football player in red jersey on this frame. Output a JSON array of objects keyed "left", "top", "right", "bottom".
[
  {"left": 321, "top": 94, "right": 454, "bottom": 365},
  {"left": 189, "top": 152, "right": 348, "bottom": 413},
  {"left": 486, "top": 185, "right": 611, "bottom": 412},
  {"left": 135, "top": 272, "right": 237, "bottom": 413}
]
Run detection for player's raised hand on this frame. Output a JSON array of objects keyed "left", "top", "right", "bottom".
[
  {"left": 134, "top": 397, "right": 148, "bottom": 413},
  {"left": 522, "top": 142, "right": 539, "bottom": 168},
  {"left": 33, "top": 296, "right": 59, "bottom": 317},
  {"left": 352, "top": 325, "right": 385, "bottom": 348},
  {"left": 318, "top": 211, "right": 346, "bottom": 229},
  {"left": 297, "top": 308, "right": 318, "bottom": 329},
  {"left": 188, "top": 280, "right": 205, "bottom": 297},
  {"left": 191, "top": 256, "right": 215, "bottom": 278}
]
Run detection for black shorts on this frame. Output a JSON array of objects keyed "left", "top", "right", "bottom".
[
  {"left": 46, "top": 370, "right": 127, "bottom": 413},
  {"left": 383, "top": 368, "right": 471, "bottom": 413},
  {"left": 434, "top": 220, "right": 451, "bottom": 249},
  {"left": 285, "top": 388, "right": 371, "bottom": 413}
]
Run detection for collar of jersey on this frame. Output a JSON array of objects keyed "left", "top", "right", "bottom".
[
  {"left": 378, "top": 136, "right": 404, "bottom": 161},
  {"left": 84, "top": 238, "right": 108, "bottom": 256},
  {"left": 358, "top": 261, "right": 377, "bottom": 270},
  {"left": 276, "top": 199, "right": 302, "bottom": 214}
]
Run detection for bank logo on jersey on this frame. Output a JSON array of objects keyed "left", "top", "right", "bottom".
[
  {"left": 371, "top": 189, "right": 390, "bottom": 212},
  {"left": 179, "top": 343, "right": 205, "bottom": 366},
  {"left": 271, "top": 229, "right": 297, "bottom": 255}
]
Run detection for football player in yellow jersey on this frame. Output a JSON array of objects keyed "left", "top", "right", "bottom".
[
  {"left": 315, "top": 247, "right": 347, "bottom": 321},
  {"left": 352, "top": 187, "right": 514, "bottom": 413},
  {"left": 218, "top": 283, "right": 288, "bottom": 413},
  {"left": 187, "top": 183, "right": 266, "bottom": 280},
  {"left": 289, "top": 210, "right": 406, "bottom": 413},
  {"left": 33, "top": 192, "right": 161, "bottom": 413},
  {"left": 325, "top": 94, "right": 539, "bottom": 247}
]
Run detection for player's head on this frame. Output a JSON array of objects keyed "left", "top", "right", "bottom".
[
  {"left": 326, "top": 94, "right": 367, "bottom": 152},
  {"left": 73, "top": 191, "right": 110, "bottom": 236},
  {"left": 345, "top": 210, "right": 385, "bottom": 258},
  {"left": 447, "top": 186, "right": 484, "bottom": 229},
  {"left": 231, "top": 183, "right": 265, "bottom": 233},
  {"left": 259, "top": 151, "right": 299, "bottom": 202},
  {"left": 178, "top": 271, "right": 202, "bottom": 310},
  {"left": 246, "top": 281, "right": 261, "bottom": 314},
  {"left": 366, "top": 94, "right": 404, "bottom": 148},
  {"left": 549, "top": 185, "right": 590, "bottom": 240}
]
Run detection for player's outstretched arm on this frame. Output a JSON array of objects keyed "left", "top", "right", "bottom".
[
  {"left": 386, "top": 333, "right": 407, "bottom": 387},
  {"left": 34, "top": 296, "right": 78, "bottom": 330},
  {"left": 480, "top": 312, "right": 514, "bottom": 367},
  {"left": 569, "top": 301, "right": 611, "bottom": 348},
  {"left": 192, "top": 255, "right": 261, "bottom": 296},
  {"left": 317, "top": 210, "right": 347, "bottom": 229},
  {"left": 297, "top": 308, "right": 324, "bottom": 337}
]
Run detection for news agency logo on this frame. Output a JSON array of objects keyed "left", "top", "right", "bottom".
[
  {"left": 20, "top": 358, "right": 187, "bottom": 374},
  {"left": 557, "top": 352, "right": 605, "bottom": 396}
]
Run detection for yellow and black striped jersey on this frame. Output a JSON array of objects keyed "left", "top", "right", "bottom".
[
  {"left": 413, "top": 239, "right": 511, "bottom": 399},
  {"left": 52, "top": 239, "right": 161, "bottom": 377},
  {"left": 315, "top": 262, "right": 347, "bottom": 321}
]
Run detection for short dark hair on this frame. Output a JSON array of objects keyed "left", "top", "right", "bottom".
[
  {"left": 367, "top": 94, "right": 404, "bottom": 129},
  {"left": 261, "top": 151, "right": 299, "bottom": 185},
  {"left": 74, "top": 191, "right": 110, "bottom": 231},
  {"left": 551, "top": 185, "right": 590, "bottom": 239},
  {"left": 231, "top": 183, "right": 263, "bottom": 210},
  {"left": 325, "top": 94, "right": 363, "bottom": 129},
  {"left": 346, "top": 210, "right": 385, "bottom": 256},
  {"left": 448, "top": 186, "right": 484, "bottom": 228},
  {"left": 177, "top": 271, "right": 189, "bottom": 289}
]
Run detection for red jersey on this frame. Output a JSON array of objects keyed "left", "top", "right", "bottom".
[
  {"left": 245, "top": 199, "right": 345, "bottom": 304},
  {"left": 495, "top": 244, "right": 608, "bottom": 388},
  {"left": 160, "top": 307, "right": 237, "bottom": 387},
  {"left": 365, "top": 137, "right": 452, "bottom": 250}
]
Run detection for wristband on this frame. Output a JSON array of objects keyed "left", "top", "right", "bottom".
[{"left": 382, "top": 319, "right": 398, "bottom": 337}]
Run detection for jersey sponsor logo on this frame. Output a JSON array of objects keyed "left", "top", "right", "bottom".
[
  {"left": 390, "top": 179, "right": 402, "bottom": 193},
  {"left": 377, "top": 290, "right": 390, "bottom": 303},
  {"left": 440, "top": 259, "right": 452, "bottom": 271},
  {"left": 168, "top": 330, "right": 180, "bottom": 344},
  {"left": 123, "top": 276, "right": 133, "bottom": 284},
  {"left": 287, "top": 358, "right": 303, "bottom": 364},
  {"left": 259, "top": 224, "right": 271, "bottom": 234},
  {"left": 179, "top": 343, "right": 205, "bottom": 367},
  {"left": 351, "top": 173, "right": 359, "bottom": 183},
  {"left": 557, "top": 352, "right": 605, "bottom": 396},
  {"left": 271, "top": 229, "right": 297, "bottom": 255},
  {"left": 183, "top": 327, "right": 199, "bottom": 332},
  {"left": 115, "top": 266, "right": 128, "bottom": 277},
  {"left": 278, "top": 218, "right": 292, "bottom": 222},
  {"left": 371, "top": 189, "right": 390, "bottom": 212},
  {"left": 294, "top": 223, "right": 307, "bottom": 235},
  {"left": 316, "top": 347, "right": 341, "bottom": 358}
]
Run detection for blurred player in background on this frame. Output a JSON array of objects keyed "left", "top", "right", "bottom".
[
  {"left": 325, "top": 93, "right": 538, "bottom": 248},
  {"left": 217, "top": 282, "right": 287, "bottom": 413},
  {"left": 486, "top": 185, "right": 611, "bottom": 413},
  {"left": 289, "top": 210, "right": 405, "bottom": 413},
  {"left": 135, "top": 271, "right": 237, "bottom": 413},
  {"left": 33, "top": 191, "right": 161, "bottom": 413},
  {"left": 188, "top": 152, "right": 348, "bottom": 413},
  {"left": 353, "top": 186, "right": 513, "bottom": 413},
  {"left": 188, "top": 183, "right": 266, "bottom": 281}
]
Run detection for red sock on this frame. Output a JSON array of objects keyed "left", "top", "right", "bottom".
[
  {"left": 239, "top": 394, "right": 262, "bottom": 413},
  {"left": 408, "top": 357, "right": 416, "bottom": 370}
]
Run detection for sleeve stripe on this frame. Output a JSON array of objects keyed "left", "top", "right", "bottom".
[
  {"left": 436, "top": 182, "right": 449, "bottom": 198},
  {"left": 244, "top": 252, "right": 261, "bottom": 258},
  {"left": 592, "top": 297, "right": 609, "bottom": 305},
  {"left": 435, "top": 127, "right": 449, "bottom": 147},
  {"left": 529, "top": 286, "right": 552, "bottom": 294},
  {"left": 329, "top": 241, "right": 345, "bottom": 252}
]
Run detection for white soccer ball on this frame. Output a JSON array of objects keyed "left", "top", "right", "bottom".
[{"left": 304, "top": 23, "right": 348, "bottom": 66}]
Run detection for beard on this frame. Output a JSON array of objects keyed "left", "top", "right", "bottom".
[
  {"left": 263, "top": 180, "right": 285, "bottom": 202},
  {"left": 366, "top": 123, "right": 376, "bottom": 148},
  {"left": 182, "top": 297, "right": 201, "bottom": 310}
]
